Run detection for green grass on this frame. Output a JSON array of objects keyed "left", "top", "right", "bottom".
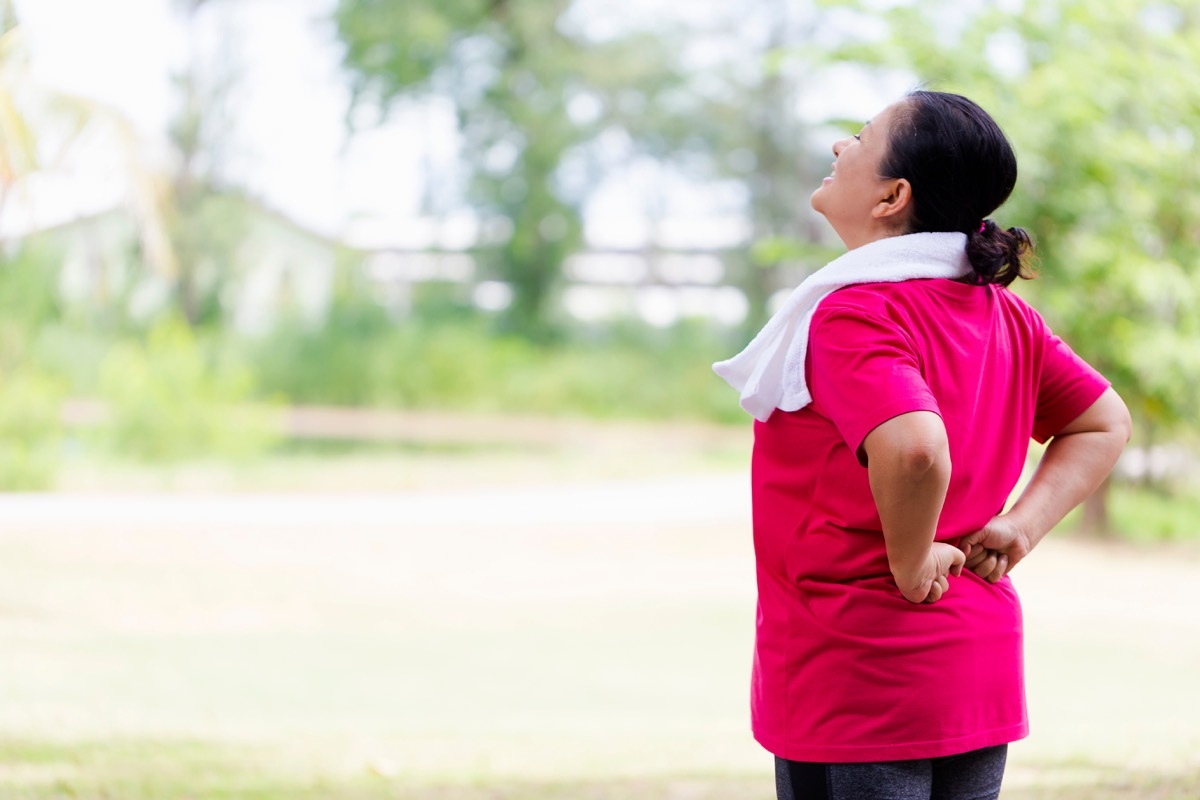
[
  {"left": 1, "top": 741, "right": 1198, "bottom": 799},
  {"left": 0, "top": 737, "right": 773, "bottom": 799},
  {"left": 0, "top": 739, "right": 304, "bottom": 800}
]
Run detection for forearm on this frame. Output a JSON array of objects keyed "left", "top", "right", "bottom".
[
  {"left": 1006, "top": 428, "right": 1126, "bottom": 547},
  {"left": 870, "top": 445, "right": 951, "bottom": 573},
  {"left": 864, "top": 412, "right": 952, "bottom": 577},
  {"left": 961, "top": 388, "right": 1130, "bottom": 582}
]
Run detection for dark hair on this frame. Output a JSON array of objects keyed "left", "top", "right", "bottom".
[{"left": 880, "top": 90, "right": 1034, "bottom": 287}]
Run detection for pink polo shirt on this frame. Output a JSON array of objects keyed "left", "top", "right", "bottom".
[{"left": 750, "top": 278, "right": 1109, "bottom": 763}]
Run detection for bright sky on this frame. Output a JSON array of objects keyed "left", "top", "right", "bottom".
[
  {"left": 10, "top": 0, "right": 898, "bottom": 249},
  {"left": 13, "top": 0, "right": 437, "bottom": 246}
]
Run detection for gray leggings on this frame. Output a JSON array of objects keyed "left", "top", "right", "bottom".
[{"left": 775, "top": 744, "right": 1007, "bottom": 800}]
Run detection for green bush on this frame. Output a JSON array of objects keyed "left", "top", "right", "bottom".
[
  {"left": 248, "top": 297, "right": 397, "bottom": 407},
  {"left": 247, "top": 308, "right": 745, "bottom": 423},
  {"left": 0, "top": 242, "right": 65, "bottom": 329},
  {"left": 0, "top": 366, "right": 66, "bottom": 490},
  {"left": 1108, "top": 483, "right": 1200, "bottom": 542},
  {"left": 95, "top": 317, "right": 281, "bottom": 463},
  {"left": 0, "top": 251, "right": 73, "bottom": 488}
]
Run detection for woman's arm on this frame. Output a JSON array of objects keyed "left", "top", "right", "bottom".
[
  {"left": 863, "top": 410, "right": 965, "bottom": 603},
  {"left": 961, "top": 387, "right": 1132, "bottom": 580}
]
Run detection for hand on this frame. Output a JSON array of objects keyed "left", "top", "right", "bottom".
[
  {"left": 959, "top": 514, "right": 1032, "bottom": 583},
  {"left": 892, "top": 542, "right": 966, "bottom": 604}
]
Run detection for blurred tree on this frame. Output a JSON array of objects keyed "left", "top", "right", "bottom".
[
  {"left": 332, "top": 0, "right": 692, "bottom": 338},
  {"left": 165, "top": 0, "right": 247, "bottom": 327},
  {"left": 672, "top": 1, "right": 844, "bottom": 333},
  {"left": 826, "top": 0, "right": 1200, "bottom": 533}
]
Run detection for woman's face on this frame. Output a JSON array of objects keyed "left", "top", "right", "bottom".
[{"left": 810, "top": 101, "right": 907, "bottom": 249}]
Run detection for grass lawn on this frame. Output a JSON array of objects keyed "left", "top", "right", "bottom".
[{"left": 2, "top": 419, "right": 1199, "bottom": 799}]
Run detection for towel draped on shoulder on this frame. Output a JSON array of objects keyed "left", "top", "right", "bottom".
[{"left": 712, "top": 232, "right": 972, "bottom": 422}]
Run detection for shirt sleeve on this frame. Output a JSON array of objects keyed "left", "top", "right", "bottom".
[
  {"left": 807, "top": 304, "right": 941, "bottom": 464},
  {"left": 1031, "top": 325, "right": 1110, "bottom": 443}
]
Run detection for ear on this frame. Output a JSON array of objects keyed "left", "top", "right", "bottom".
[{"left": 872, "top": 178, "right": 912, "bottom": 222}]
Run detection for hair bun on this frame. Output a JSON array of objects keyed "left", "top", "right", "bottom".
[{"left": 964, "top": 223, "right": 1034, "bottom": 286}]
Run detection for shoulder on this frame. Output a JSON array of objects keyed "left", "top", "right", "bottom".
[
  {"left": 988, "top": 284, "right": 1051, "bottom": 333},
  {"left": 824, "top": 280, "right": 1044, "bottom": 317},
  {"left": 810, "top": 284, "right": 896, "bottom": 326},
  {"left": 812, "top": 280, "right": 948, "bottom": 327},
  {"left": 807, "top": 285, "right": 920, "bottom": 352}
]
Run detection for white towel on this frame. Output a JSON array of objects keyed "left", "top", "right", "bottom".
[{"left": 713, "top": 232, "right": 972, "bottom": 422}]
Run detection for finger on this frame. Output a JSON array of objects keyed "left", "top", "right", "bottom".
[
  {"left": 965, "top": 549, "right": 990, "bottom": 569},
  {"left": 949, "top": 547, "right": 966, "bottom": 576},
  {"left": 923, "top": 580, "right": 942, "bottom": 604},
  {"left": 959, "top": 533, "right": 982, "bottom": 556},
  {"left": 987, "top": 554, "right": 1009, "bottom": 583},
  {"left": 971, "top": 552, "right": 999, "bottom": 578},
  {"left": 926, "top": 576, "right": 948, "bottom": 604}
]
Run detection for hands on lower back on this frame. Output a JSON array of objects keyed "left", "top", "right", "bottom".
[
  {"left": 959, "top": 515, "right": 1032, "bottom": 583},
  {"left": 892, "top": 542, "right": 966, "bottom": 604}
]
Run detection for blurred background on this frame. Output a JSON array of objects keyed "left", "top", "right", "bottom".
[{"left": 0, "top": 0, "right": 1198, "bottom": 797}]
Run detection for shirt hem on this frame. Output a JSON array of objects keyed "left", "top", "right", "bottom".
[{"left": 755, "top": 722, "right": 1029, "bottom": 763}]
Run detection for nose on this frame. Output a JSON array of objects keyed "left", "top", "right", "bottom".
[{"left": 832, "top": 137, "right": 851, "bottom": 157}]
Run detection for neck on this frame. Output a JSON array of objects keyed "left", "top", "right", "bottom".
[{"left": 838, "top": 224, "right": 908, "bottom": 252}]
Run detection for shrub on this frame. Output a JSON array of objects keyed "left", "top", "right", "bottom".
[
  {"left": 0, "top": 366, "right": 66, "bottom": 490},
  {"left": 247, "top": 309, "right": 745, "bottom": 423},
  {"left": 95, "top": 317, "right": 281, "bottom": 463}
]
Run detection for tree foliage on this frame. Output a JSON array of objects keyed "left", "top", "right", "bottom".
[
  {"left": 332, "top": 0, "right": 693, "bottom": 337},
  {"left": 821, "top": 0, "right": 1200, "bottom": 531},
  {"left": 164, "top": 0, "right": 247, "bottom": 327},
  {"left": 825, "top": 0, "right": 1200, "bottom": 438},
  {"left": 661, "top": 2, "right": 846, "bottom": 332}
]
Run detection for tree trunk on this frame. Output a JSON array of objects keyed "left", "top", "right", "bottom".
[{"left": 1078, "top": 475, "right": 1114, "bottom": 537}]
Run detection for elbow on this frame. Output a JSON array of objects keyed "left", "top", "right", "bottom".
[
  {"left": 894, "top": 431, "right": 951, "bottom": 478},
  {"left": 1114, "top": 403, "right": 1133, "bottom": 446},
  {"left": 911, "top": 443, "right": 951, "bottom": 478},
  {"left": 1106, "top": 390, "right": 1134, "bottom": 447},
  {"left": 1058, "top": 388, "right": 1133, "bottom": 447},
  {"left": 1094, "top": 391, "right": 1133, "bottom": 467},
  {"left": 861, "top": 411, "right": 950, "bottom": 474}
]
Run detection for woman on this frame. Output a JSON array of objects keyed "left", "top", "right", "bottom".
[{"left": 713, "top": 91, "right": 1130, "bottom": 800}]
